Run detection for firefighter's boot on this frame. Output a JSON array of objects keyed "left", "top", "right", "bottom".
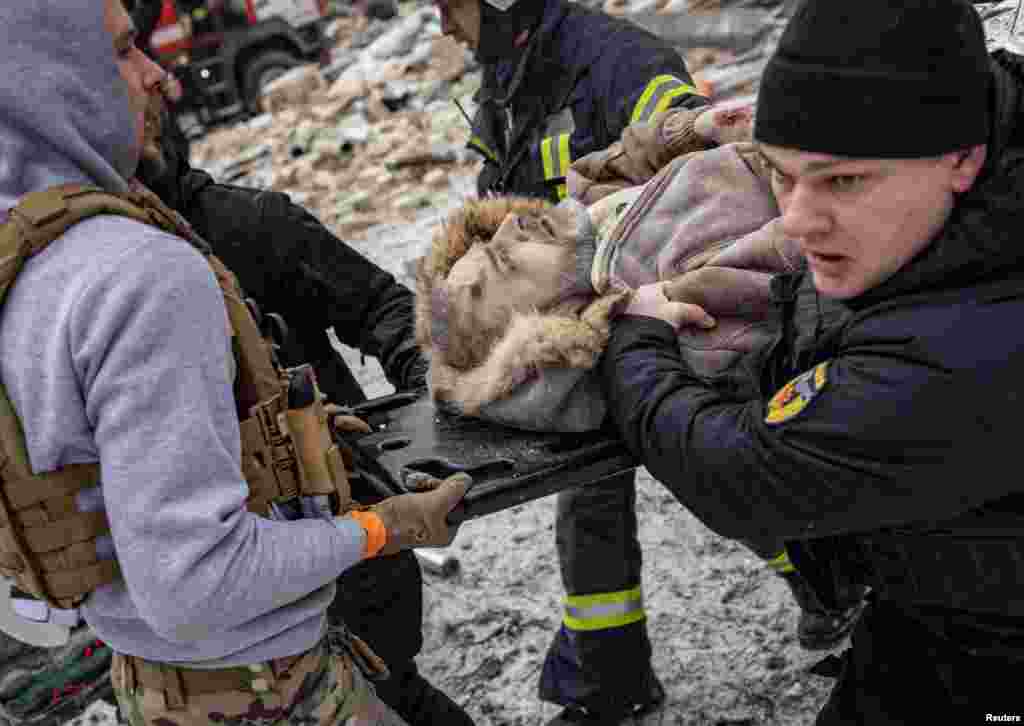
[
  {"left": 778, "top": 568, "right": 866, "bottom": 651},
  {"left": 374, "top": 660, "right": 474, "bottom": 726},
  {"left": 544, "top": 674, "right": 665, "bottom": 726}
]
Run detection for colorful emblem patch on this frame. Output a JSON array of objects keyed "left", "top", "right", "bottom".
[{"left": 765, "top": 361, "right": 830, "bottom": 425}]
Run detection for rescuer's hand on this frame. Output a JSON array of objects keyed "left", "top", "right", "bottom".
[
  {"left": 367, "top": 473, "right": 472, "bottom": 555},
  {"left": 398, "top": 350, "right": 430, "bottom": 392},
  {"left": 623, "top": 282, "right": 716, "bottom": 332},
  {"left": 567, "top": 106, "right": 712, "bottom": 205},
  {"left": 692, "top": 101, "right": 756, "bottom": 147},
  {"left": 662, "top": 266, "right": 773, "bottom": 320},
  {"left": 324, "top": 403, "right": 372, "bottom": 470}
]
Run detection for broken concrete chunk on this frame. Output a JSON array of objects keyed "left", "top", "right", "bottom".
[
  {"left": 327, "top": 76, "right": 370, "bottom": 102},
  {"left": 344, "top": 190, "right": 374, "bottom": 211},
  {"left": 367, "top": 8, "right": 427, "bottom": 59},
  {"left": 393, "top": 191, "right": 432, "bottom": 210},
  {"left": 423, "top": 168, "right": 448, "bottom": 187},
  {"left": 287, "top": 120, "right": 320, "bottom": 157},
  {"left": 245, "top": 113, "right": 274, "bottom": 132},
  {"left": 313, "top": 170, "right": 338, "bottom": 189},
  {"left": 262, "top": 65, "right": 327, "bottom": 114},
  {"left": 338, "top": 117, "right": 372, "bottom": 145},
  {"left": 386, "top": 143, "right": 458, "bottom": 170}
]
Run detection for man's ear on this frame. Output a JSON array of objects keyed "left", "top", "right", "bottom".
[{"left": 950, "top": 144, "right": 987, "bottom": 193}]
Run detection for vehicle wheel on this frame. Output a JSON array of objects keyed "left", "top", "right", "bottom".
[{"left": 241, "top": 50, "right": 302, "bottom": 113}]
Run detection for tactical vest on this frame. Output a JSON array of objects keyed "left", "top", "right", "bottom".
[{"left": 0, "top": 184, "right": 350, "bottom": 610}]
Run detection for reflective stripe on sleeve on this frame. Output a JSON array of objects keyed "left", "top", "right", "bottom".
[
  {"left": 468, "top": 135, "right": 498, "bottom": 162},
  {"left": 765, "top": 549, "right": 796, "bottom": 574},
  {"left": 540, "top": 132, "right": 572, "bottom": 200},
  {"left": 563, "top": 585, "right": 646, "bottom": 632},
  {"left": 630, "top": 74, "right": 698, "bottom": 124}
]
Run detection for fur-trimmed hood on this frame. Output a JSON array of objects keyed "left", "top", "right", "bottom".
[
  {"left": 416, "top": 143, "right": 803, "bottom": 433},
  {"left": 416, "top": 196, "right": 628, "bottom": 432}
]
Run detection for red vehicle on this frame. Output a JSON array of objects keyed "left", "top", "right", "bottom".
[{"left": 147, "top": 0, "right": 332, "bottom": 123}]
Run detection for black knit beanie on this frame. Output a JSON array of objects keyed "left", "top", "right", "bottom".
[
  {"left": 754, "top": 0, "right": 992, "bottom": 158},
  {"left": 475, "top": 0, "right": 547, "bottom": 64}
]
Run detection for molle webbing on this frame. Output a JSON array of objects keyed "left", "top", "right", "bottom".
[
  {"left": 0, "top": 185, "right": 347, "bottom": 608},
  {"left": 0, "top": 186, "right": 144, "bottom": 607},
  {"left": 205, "top": 254, "right": 281, "bottom": 414}
]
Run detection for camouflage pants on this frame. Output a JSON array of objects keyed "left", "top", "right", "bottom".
[{"left": 112, "top": 641, "right": 408, "bottom": 726}]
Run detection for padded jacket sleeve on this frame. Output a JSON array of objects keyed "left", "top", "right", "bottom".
[
  {"left": 141, "top": 144, "right": 422, "bottom": 391},
  {"left": 600, "top": 306, "right": 1024, "bottom": 546}
]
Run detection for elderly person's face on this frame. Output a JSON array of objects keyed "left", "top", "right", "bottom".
[
  {"left": 445, "top": 206, "right": 579, "bottom": 334},
  {"left": 760, "top": 143, "right": 987, "bottom": 299},
  {"left": 104, "top": 0, "right": 170, "bottom": 172}
]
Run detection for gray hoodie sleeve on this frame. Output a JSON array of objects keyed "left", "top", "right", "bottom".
[{"left": 76, "top": 229, "right": 365, "bottom": 643}]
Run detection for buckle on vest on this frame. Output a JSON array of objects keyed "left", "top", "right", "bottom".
[{"left": 253, "top": 394, "right": 301, "bottom": 502}]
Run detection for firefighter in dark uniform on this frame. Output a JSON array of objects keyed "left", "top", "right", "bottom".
[
  {"left": 438, "top": 0, "right": 700, "bottom": 722},
  {"left": 136, "top": 97, "right": 474, "bottom": 726},
  {"left": 463, "top": 0, "right": 705, "bottom": 204},
  {"left": 436, "top": 0, "right": 859, "bottom": 722},
  {"left": 600, "top": 0, "right": 1024, "bottom": 722}
]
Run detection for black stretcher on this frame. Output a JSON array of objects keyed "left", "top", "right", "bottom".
[{"left": 340, "top": 392, "right": 637, "bottom": 523}]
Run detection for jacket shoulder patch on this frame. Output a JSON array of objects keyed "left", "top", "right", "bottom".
[{"left": 765, "top": 361, "right": 829, "bottom": 425}]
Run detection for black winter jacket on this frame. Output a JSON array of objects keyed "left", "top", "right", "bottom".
[
  {"left": 140, "top": 142, "right": 423, "bottom": 404},
  {"left": 468, "top": 0, "right": 706, "bottom": 202},
  {"left": 601, "top": 53, "right": 1024, "bottom": 642}
]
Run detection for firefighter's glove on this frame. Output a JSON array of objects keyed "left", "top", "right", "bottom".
[
  {"left": 567, "top": 106, "right": 712, "bottom": 205},
  {"left": 398, "top": 350, "right": 430, "bottom": 392},
  {"left": 328, "top": 408, "right": 372, "bottom": 435},
  {"left": 369, "top": 472, "right": 471, "bottom": 556},
  {"left": 325, "top": 404, "right": 372, "bottom": 470}
]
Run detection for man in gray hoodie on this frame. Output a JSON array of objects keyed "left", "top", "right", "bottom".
[{"left": 0, "top": 2, "right": 468, "bottom": 724}]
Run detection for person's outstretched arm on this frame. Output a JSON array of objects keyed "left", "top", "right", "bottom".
[{"left": 141, "top": 144, "right": 426, "bottom": 392}]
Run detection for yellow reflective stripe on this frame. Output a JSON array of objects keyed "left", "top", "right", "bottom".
[
  {"left": 558, "top": 133, "right": 571, "bottom": 177},
  {"left": 556, "top": 183, "right": 567, "bottom": 200},
  {"left": 541, "top": 136, "right": 556, "bottom": 180},
  {"left": 563, "top": 586, "right": 646, "bottom": 632},
  {"left": 540, "top": 132, "right": 572, "bottom": 187},
  {"left": 468, "top": 135, "right": 497, "bottom": 162},
  {"left": 650, "top": 83, "right": 698, "bottom": 122},
  {"left": 630, "top": 75, "right": 698, "bottom": 124},
  {"left": 765, "top": 549, "right": 795, "bottom": 574}
]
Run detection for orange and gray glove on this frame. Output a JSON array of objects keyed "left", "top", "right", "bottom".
[{"left": 349, "top": 473, "right": 472, "bottom": 557}]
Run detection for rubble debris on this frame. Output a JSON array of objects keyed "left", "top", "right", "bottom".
[
  {"left": 191, "top": 2, "right": 481, "bottom": 242},
  {"left": 189, "top": 0, "right": 789, "bottom": 246},
  {"left": 260, "top": 64, "right": 328, "bottom": 114},
  {"left": 386, "top": 143, "right": 459, "bottom": 170},
  {"left": 367, "top": 7, "right": 434, "bottom": 59}
]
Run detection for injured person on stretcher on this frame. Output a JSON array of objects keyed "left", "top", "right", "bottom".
[{"left": 416, "top": 99, "right": 807, "bottom": 432}]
